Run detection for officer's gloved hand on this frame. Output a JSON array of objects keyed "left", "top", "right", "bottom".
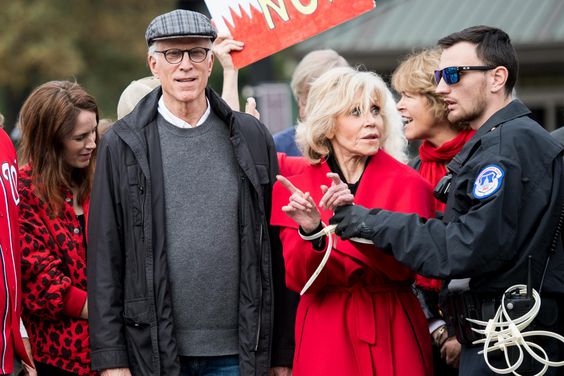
[{"left": 330, "top": 205, "right": 380, "bottom": 240}]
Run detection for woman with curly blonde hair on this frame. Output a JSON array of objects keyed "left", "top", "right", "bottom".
[
  {"left": 271, "top": 67, "right": 434, "bottom": 375},
  {"left": 391, "top": 48, "right": 475, "bottom": 374},
  {"left": 393, "top": 48, "right": 474, "bottom": 212}
]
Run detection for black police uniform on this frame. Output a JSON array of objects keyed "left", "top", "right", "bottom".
[{"left": 331, "top": 100, "right": 564, "bottom": 375}]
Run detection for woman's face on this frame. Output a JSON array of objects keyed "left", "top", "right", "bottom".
[
  {"left": 62, "top": 110, "right": 97, "bottom": 169},
  {"left": 330, "top": 103, "right": 384, "bottom": 159},
  {"left": 396, "top": 92, "right": 438, "bottom": 141}
]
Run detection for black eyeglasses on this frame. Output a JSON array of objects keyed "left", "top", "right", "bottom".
[
  {"left": 434, "top": 66, "right": 496, "bottom": 86},
  {"left": 155, "top": 47, "right": 211, "bottom": 64}
]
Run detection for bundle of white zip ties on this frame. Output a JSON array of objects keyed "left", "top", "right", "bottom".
[
  {"left": 467, "top": 284, "right": 564, "bottom": 375},
  {"left": 298, "top": 223, "right": 372, "bottom": 295}
]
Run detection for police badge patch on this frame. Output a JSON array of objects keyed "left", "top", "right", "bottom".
[{"left": 473, "top": 165, "right": 504, "bottom": 199}]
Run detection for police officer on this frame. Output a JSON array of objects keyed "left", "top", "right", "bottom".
[{"left": 330, "top": 25, "right": 564, "bottom": 376}]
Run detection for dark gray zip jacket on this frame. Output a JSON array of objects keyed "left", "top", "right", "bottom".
[{"left": 87, "top": 87, "right": 296, "bottom": 375}]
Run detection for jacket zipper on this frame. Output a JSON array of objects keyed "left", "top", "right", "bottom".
[
  {"left": 139, "top": 183, "right": 145, "bottom": 242},
  {"left": 240, "top": 176, "right": 246, "bottom": 233},
  {"left": 242, "top": 174, "right": 263, "bottom": 352}
]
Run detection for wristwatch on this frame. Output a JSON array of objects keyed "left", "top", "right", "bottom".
[{"left": 432, "top": 325, "right": 448, "bottom": 347}]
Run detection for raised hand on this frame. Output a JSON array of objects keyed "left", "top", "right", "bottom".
[
  {"left": 212, "top": 34, "right": 244, "bottom": 71},
  {"left": 319, "top": 173, "right": 354, "bottom": 211},
  {"left": 245, "top": 97, "right": 261, "bottom": 120},
  {"left": 277, "top": 175, "right": 321, "bottom": 233},
  {"left": 212, "top": 34, "right": 244, "bottom": 111}
]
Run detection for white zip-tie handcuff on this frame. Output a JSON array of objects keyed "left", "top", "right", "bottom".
[
  {"left": 298, "top": 222, "right": 372, "bottom": 295},
  {"left": 467, "top": 284, "right": 564, "bottom": 375}
]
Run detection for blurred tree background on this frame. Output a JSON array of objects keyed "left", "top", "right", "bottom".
[
  {"left": 0, "top": 0, "right": 302, "bottom": 137},
  {"left": 0, "top": 0, "right": 295, "bottom": 135},
  {"left": 0, "top": 0, "right": 176, "bottom": 132}
]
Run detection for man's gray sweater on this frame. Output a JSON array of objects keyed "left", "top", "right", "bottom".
[{"left": 158, "top": 111, "right": 240, "bottom": 356}]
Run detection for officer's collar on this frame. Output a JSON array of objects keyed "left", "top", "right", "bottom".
[
  {"left": 474, "top": 99, "right": 530, "bottom": 138},
  {"left": 447, "top": 100, "right": 530, "bottom": 172}
]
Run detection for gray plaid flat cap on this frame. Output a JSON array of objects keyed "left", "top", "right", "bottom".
[{"left": 145, "top": 10, "right": 217, "bottom": 46}]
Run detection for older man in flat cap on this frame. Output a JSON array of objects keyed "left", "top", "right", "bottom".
[{"left": 88, "top": 9, "right": 295, "bottom": 376}]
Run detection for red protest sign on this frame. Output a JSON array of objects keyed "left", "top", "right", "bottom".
[{"left": 205, "top": 0, "right": 375, "bottom": 68}]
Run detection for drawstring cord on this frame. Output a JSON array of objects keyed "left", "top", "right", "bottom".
[{"left": 298, "top": 223, "right": 372, "bottom": 295}]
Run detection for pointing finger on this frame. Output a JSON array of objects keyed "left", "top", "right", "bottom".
[
  {"left": 277, "top": 175, "right": 301, "bottom": 194},
  {"left": 326, "top": 172, "right": 343, "bottom": 186}
]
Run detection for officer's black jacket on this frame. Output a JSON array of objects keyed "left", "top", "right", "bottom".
[{"left": 361, "top": 100, "right": 564, "bottom": 294}]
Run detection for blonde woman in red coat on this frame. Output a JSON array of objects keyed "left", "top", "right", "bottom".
[{"left": 271, "top": 67, "right": 434, "bottom": 376}]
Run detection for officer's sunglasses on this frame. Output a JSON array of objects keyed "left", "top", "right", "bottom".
[{"left": 434, "top": 66, "right": 496, "bottom": 86}]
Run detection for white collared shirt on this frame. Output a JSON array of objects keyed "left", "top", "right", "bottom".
[{"left": 157, "top": 96, "right": 211, "bottom": 128}]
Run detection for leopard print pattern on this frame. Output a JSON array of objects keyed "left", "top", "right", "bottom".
[{"left": 18, "top": 166, "right": 92, "bottom": 375}]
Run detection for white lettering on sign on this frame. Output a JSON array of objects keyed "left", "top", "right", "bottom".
[{"left": 258, "top": 0, "right": 327, "bottom": 29}]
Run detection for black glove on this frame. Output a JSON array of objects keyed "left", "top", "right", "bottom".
[{"left": 330, "top": 205, "right": 380, "bottom": 240}]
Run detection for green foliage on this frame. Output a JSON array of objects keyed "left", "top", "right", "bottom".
[{"left": 0, "top": 0, "right": 175, "bottom": 127}]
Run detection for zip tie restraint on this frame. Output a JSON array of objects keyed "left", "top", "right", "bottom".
[
  {"left": 467, "top": 284, "right": 564, "bottom": 375},
  {"left": 298, "top": 223, "right": 372, "bottom": 295}
]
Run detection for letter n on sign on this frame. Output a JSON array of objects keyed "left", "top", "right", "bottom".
[{"left": 205, "top": 0, "right": 376, "bottom": 68}]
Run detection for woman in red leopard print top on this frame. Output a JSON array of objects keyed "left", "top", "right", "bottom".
[{"left": 18, "top": 81, "right": 98, "bottom": 375}]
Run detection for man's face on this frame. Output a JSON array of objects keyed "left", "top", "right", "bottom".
[
  {"left": 148, "top": 37, "right": 213, "bottom": 110},
  {"left": 435, "top": 42, "right": 489, "bottom": 129}
]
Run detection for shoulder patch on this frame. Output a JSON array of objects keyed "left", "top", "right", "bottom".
[{"left": 473, "top": 164, "right": 504, "bottom": 199}]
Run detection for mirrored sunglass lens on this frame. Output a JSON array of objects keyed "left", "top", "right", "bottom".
[
  {"left": 444, "top": 67, "right": 459, "bottom": 85},
  {"left": 165, "top": 49, "right": 183, "bottom": 63}
]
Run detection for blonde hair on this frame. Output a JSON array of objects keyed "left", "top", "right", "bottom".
[
  {"left": 290, "top": 49, "right": 349, "bottom": 103},
  {"left": 392, "top": 49, "right": 468, "bottom": 131},
  {"left": 391, "top": 49, "right": 447, "bottom": 119},
  {"left": 296, "top": 67, "right": 407, "bottom": 164}
]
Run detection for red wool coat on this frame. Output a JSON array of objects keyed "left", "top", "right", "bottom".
[
  {"left": 277, "top": 152, "right": 308, "bottom": 177},
  {"left": 18, "top": 165, "right": 91, "bottom": 375},
  {"left": 271, "top": 150, "right": 434, "bottom": 376}
]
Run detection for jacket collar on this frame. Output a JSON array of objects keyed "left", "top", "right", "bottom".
[
  {"left": 116, "top": 86, "right": 233, "bottom": 135},
  {"left": 448, "top": 99, "right": 530, "bottom": 171},
  {"left": 474, "top": 99, "right": 530, "bottom": 139},
  {"left": 111, "top": 86, "right": 236, "bottom": 174},
  {"left": 110, "top": 85, "right": 265, "bottom": 202}
]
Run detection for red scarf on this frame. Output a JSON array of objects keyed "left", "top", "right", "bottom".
[
  {"left": 415, "top": 129, "right": 474, "bottom": 291},
  {"left": 418, "top": 129, "right": 475, "bottom": 212}
]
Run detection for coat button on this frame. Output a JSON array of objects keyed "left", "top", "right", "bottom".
[{"left": 73, "top": 228, "right": 80, "bottom": 234}]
